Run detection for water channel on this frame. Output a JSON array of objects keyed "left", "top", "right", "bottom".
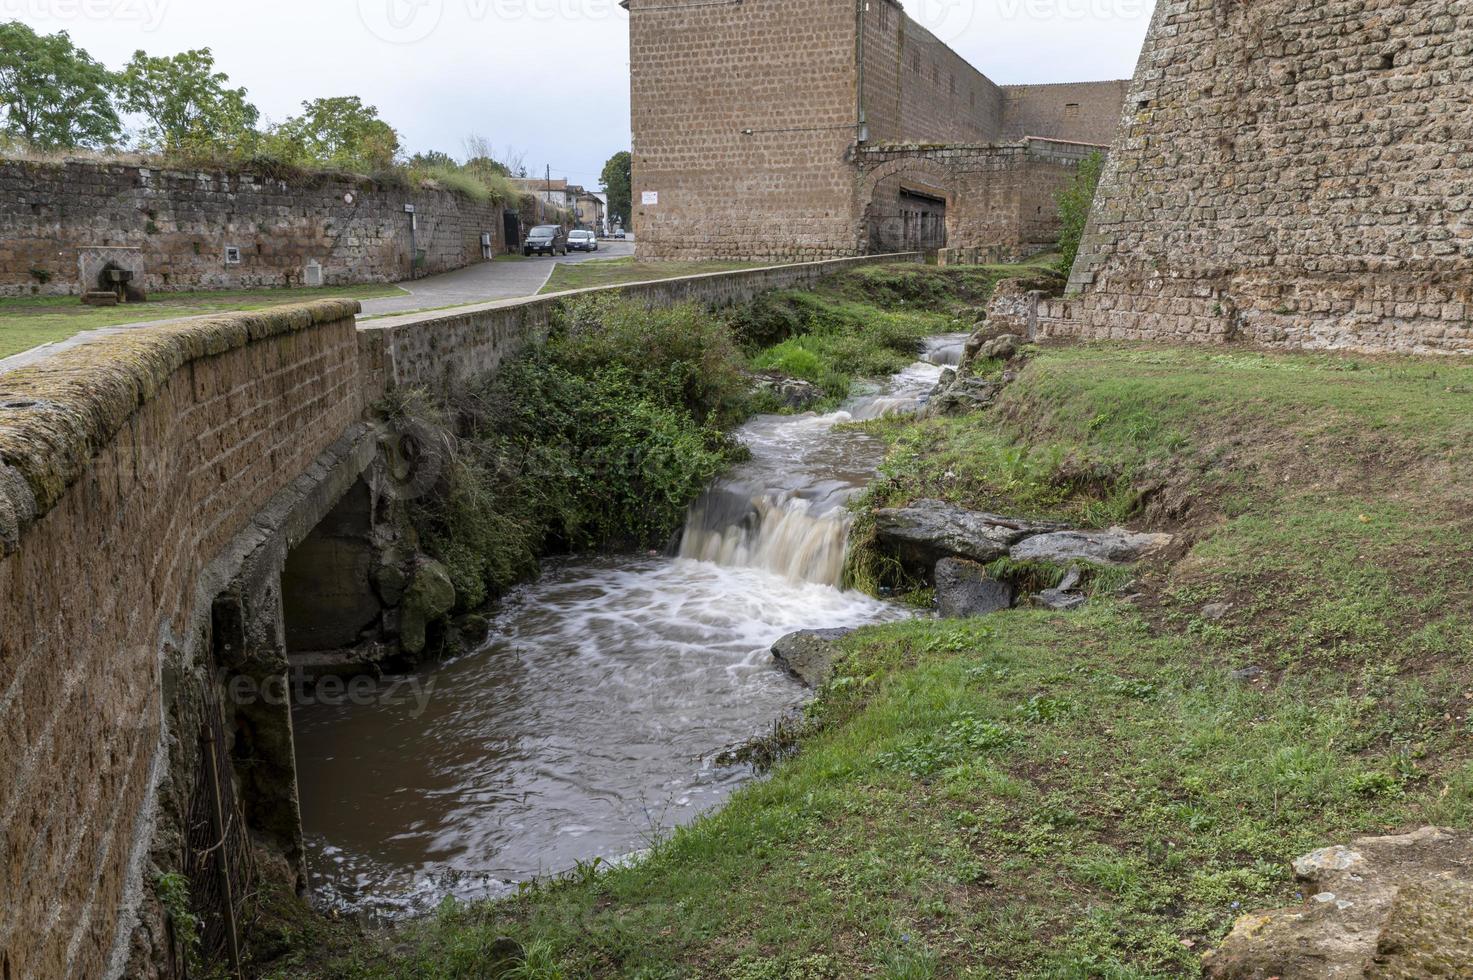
[{"left": 292, "top": 335, "right": 966, "bottom": 915}]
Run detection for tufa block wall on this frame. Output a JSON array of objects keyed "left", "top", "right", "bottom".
[
  {"left": 856, "top": 140, "right": 1100, "bottom": 259},
  {"left": 0, "top": 302, "right": 365, "bottom": 980},
  {"left": 999, "top": 80, "right": 1131, "bottom": 145},
  {"left": 1065, "top": 0, "right": 1473, "bottom": 354},
  {"left": 0, "top": 160, "right": 507, "bottom": 298},
  {"left": 629, "top": 0, "right": 861, "bottom": 262}
]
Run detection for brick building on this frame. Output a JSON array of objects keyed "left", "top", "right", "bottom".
[{"left": 624, "top": 0, "right": 1126, "bottom": 261}]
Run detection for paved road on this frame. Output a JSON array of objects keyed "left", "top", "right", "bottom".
[
  {"left": 0, "top": 240, "right": 635, "bottom": 376},
  {"left": 357, "top": 240, "right": 635, "bottom": 317}
]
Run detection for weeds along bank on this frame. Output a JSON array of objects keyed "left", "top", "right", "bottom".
[{"left": 283, "top": 314, "right": 1473, "bottom": 978}]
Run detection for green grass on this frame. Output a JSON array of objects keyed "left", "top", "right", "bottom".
[
  {"left": 539, "top": 258, "right": 768, "bottom": 294},
  {"left": 267, "top": 290, "right": 1473, "bottom": 978},
  {"left": 0, "top": 283, "right": 405, "bottom": 359}
]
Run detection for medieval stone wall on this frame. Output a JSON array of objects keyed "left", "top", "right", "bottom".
[
  {"left": 1066, "top": 0, "right": 1473, "bottom": 354},
  {"left": 627, "top": 0, "right": 1126, "bottom": 262},
  {"left": 862, "top": 0, "right": 1007, "bottom": 145},
  {"left": 1000, "top": 80, "right": 1131, "bottom": 145},
  {"left": 0, "top": 160, "right": 507, "bottom": 298},
  {"left": 628, "top": 0, "right": 860, "bottom": 261},
  {"left": 856, "top": 140, "right": 1097, "bottom": 258}
]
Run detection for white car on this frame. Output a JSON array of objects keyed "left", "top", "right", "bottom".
[{"left": 567, "top": 230, "right": 599, "bottom": 252}]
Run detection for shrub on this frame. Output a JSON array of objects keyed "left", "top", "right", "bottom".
[{"left": 1055, "top": 150, "right": 1105, "bottom": 275}]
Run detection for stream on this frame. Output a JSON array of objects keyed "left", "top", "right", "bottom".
[{"left": 292, "top": 334, "right": 967, "bottom": 915}]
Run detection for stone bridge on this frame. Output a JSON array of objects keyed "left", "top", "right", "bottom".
[{"left": 0, "top": 253, "right": 919, "bottom": 980}]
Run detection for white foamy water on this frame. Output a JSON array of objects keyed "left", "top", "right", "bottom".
[{"left": 293, "top": 336, "right": 962, "bottom": 915}]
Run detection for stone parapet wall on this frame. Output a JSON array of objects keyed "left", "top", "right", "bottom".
[
  {"left": 0, "top": 301, "right": 365, "bottom": 980},
  {"left": 1067, "top": 0, "right": 1473, "bottom": 355},
  {"left": 364, "top": 252, "right": 925, "bottom": 389},
  {"left": 0, "top": 159, "right": 506, "bottom": 298}
]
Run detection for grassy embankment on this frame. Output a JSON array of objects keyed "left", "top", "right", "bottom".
[
  {"left": 0, "top": 283, "right": 405, "bottom": 358},
  {"left": 269, "top": 267, "right": 1473, "bottom": 979}
]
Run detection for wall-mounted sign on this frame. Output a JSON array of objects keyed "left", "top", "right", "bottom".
[
  {"left": 641, "top": 191, "right": 659, "bottom": 206},
  {"left": 403, "top": 204, "right": 416, "bottom": 214}
]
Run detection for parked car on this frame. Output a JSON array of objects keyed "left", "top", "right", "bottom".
[
  {"left": 567, "top": 229, "right": 599, "bottom": 252},
  {"left": 613, "top": 229, "right": 627, "bottom": 240},
  {"left": 524, "top": 225, "right": 567, "bottom": 256}
]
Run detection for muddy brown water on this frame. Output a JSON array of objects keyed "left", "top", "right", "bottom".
[{"left": 291, "top": 335, "right": 966, "bottom": 914}]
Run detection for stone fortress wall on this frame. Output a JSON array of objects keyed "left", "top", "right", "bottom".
[
  {"left": 628, "top": 0, "right": 1126, "bottom": 262},
  {"left": 0, "top": 160, "right": 507, "bottom": 298},
  {"left": 1060, "top": 0, "right": 1473, "bottom": 353}
]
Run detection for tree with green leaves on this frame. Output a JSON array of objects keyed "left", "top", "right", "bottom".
[
  {"left": 265, "top": 96, "right": 399, "bottom": 173},
  {"left": 0, "top": 22, "right": 120, "bottom": 150},
  {"left": 1055, "top": 150, "right": 1105, "bottom": 275},
  {"left": 118, "top": 48, "right": 258, "bottom": 155},
  {"left": 600, "top": 150, "right": 632, "bottom": 228}
]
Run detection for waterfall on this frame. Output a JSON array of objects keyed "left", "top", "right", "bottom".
[
  {"left": 679, "top": 489, "right": 855, "bottom": 588},
  {"left": 675, "top": 333, "right": 972, "bottom": 589}
]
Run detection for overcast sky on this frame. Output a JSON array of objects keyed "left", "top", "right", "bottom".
[{"left": 6, "top": 0, "right": 1155, "bottom": 187}]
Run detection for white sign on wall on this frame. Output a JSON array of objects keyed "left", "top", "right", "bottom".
[{"left": 642, "top": 191, "right": 659, "bottom": 205}]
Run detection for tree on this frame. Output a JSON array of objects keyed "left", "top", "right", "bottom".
[
  {"left": 266, "top": 96, "right": 399, "bottom": 173},
  {"left": 1055, "top": 150, "right": 1105, "bottom": 275},
  {"left": 600, "top": 150, "right": 632, "bottom": 228},
  {"left": 118, "top": 48, "right": 258, "bottom": 154},
  {"left": 0, "top": 22, "right": 120, "bottom": 150},
  {"left": 407, "top": 149, "right": 457, "bottom": 170}
]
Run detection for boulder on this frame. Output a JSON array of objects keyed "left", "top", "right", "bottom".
[
  {"left": 923, "top": 376, "right": 1005, "bottom": 417},
  {"left": 973, "top": 333, "right": 1021, "bottom": 362},
  {"left": 772, "top": 628, "right": 854, "bottom": 688},
  {"left": 1036, "top": 589, "right": 1087, "bottom": 611},
  {"left": 935, "top": 558, "right": 1015, "bottom": 618},
  {"left": 874, "top": 500, "right": 1064, "bottom": 569},
  {"left": 1009, "top": 527, "right": 1175, "bottom": 566},
  {"left": 400, "top": 559, "right": 457, "bottom": 657},
  {"left": 752, "top": 371, "right": 823, "bottom": 410},
  {"left": 1204, "top": 827, "right": 1473, "bottom": 979}
]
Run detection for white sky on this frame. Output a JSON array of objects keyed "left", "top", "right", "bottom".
[{"left": 4, "top": 0, "right": 1155, "bottom": 187}]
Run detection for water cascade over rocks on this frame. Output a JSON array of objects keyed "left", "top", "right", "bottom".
[
  {"left": 680, "top": 334, "right": 968, "bottom": 586},
  {"left": 291, "top": 336, "right": 965, "bottom": 915}
]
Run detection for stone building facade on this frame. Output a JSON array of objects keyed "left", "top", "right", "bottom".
[
  {"left": 1062, "top": 0, "right": 1473, "bottom": 353},
  {"left": 625, "top": 0, "right": 1126, "bottom": 261},
  {"left": 0, "top": 160, "right": 508, "bottom": 298}
]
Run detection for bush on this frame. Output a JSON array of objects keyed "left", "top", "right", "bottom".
[
  {"left": 1055, "top": 150, "right": 1105, "bottom": 275},
  {"left": 403, "top": 298, "right": 749, "bottom": 609}
]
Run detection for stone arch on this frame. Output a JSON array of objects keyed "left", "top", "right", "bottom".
[{"left": 854, "top": 155, "right": 958, "bottom": 254}]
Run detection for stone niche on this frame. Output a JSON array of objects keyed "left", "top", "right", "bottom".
[{"left": 77, "top": 245, "right": 146, "bottom": 302}]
